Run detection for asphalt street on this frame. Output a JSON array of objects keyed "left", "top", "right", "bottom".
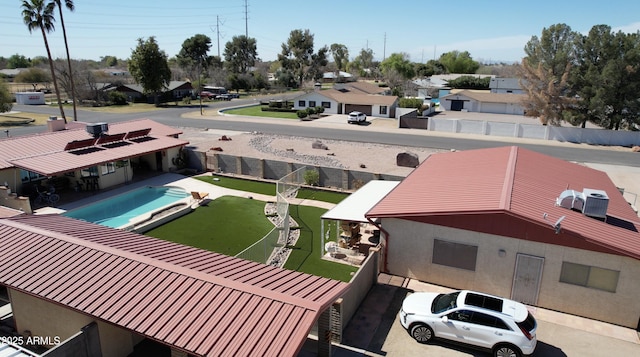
[{"left": 6, "top": 100, "right": 640, "bottom": 168}]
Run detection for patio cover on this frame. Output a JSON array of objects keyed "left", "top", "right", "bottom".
[{"left": 321, "top": 180, "right": 400, "bottom": 222}]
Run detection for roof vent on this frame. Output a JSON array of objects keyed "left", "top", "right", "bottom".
[
  {"left": 582, "top": 188, "right": 609, "bottom": 219},
  {"left": 556, "top": 190, "right": 585, "bottom": 212},
  {"left": 86, "top": 122, "right": 109, "bottom": 138}
]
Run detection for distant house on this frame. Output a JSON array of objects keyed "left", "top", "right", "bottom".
[
  {"left": 490, "top": 77, "right": 525, "bottom": 94},
  {"left": 440, "top": 89, "right": 525, "bottom": 115},
  {"left": 292, "top": 82, "right": 397, "bottom": 118},
  {"left": 323, "top": 71, "right": 354, "bottom": 83},
  {"left": 366, "top": 146, "right": 640, "bottom": 329}
]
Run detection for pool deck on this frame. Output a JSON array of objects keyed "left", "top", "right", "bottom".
[{"left": 36, "top": 172, "right": 335, "bottom": 215}]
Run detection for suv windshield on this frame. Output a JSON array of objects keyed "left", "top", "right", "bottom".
[{"left": 431, "top": 291, "right": 460, "bottom": 313}]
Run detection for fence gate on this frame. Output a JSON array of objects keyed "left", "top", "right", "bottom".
[{"left": 511, "top": 254, "right": 544, "bottom": 305}]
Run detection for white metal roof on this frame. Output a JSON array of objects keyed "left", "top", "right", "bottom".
[{"left": 321, "top": 180, "right": 400, "bottom": 222}]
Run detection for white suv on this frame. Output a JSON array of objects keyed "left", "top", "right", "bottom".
[
  {"left": 347, "top": 111, "right": 366, "bottom": 124},
  {"left": 399, "top": 290, "right": 537, "bottom": 357}
]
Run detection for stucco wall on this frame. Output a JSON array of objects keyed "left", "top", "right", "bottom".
[
  {"left": 9, "top": 289, "right": 135, "bottom": 357},
  {"left": 381, "top": 218, "right": 640, "bottom": 329}
]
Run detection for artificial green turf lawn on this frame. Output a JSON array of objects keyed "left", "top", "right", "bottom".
[
  {"left": 223, "top": 105, "right": 299, "bottom": 119},
  {"left": 145, "top": 194, "right": 357, "bottom": 282},
  {"left": 196, "top": 175, "right": 276, "bottom": 196},
  {"left": 196, "top": 175, "right": 349, "bottom": 204},
  {"left": 145, "top": 196, "right": 274, "bottom": 257}
]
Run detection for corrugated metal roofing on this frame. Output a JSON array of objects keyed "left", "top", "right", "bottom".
[
  {"left": 0, "top": 215, "right": 349, "bottom": 357},
  {"left": 0, "top": 119, "right": 185, "bottom": 174},
  {"left": 367, "top": 146, "right": 640, "bottom": 260}
]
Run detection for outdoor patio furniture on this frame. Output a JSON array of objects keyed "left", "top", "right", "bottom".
[{"left": 191, "top": 191, "right": 210, "bottom": 202}]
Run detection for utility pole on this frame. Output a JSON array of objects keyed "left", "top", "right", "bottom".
[
  {"left": 383, "top": 32, "right": 386, "bottom": 61},
  {"left": 216, "top": 15, "right": 221, "bottom": 57},
  {"left": 244, "top": 0, "right": 249, "bottom": 37}
]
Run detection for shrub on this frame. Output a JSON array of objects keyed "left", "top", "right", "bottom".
[
  {"left": 315, "top": 106, "right": 325, "bottom": 115},
  {"left": 398, "top": 97, "right": 423, "bottom": 109},
  {"left": 296, "top": 109, "right": 308, "bottom": 119},
  {"left": 307, "top": 107, "right": 316, "bottom": 116},
  {"left": 108, "top": 91, "right": 128, "bottom": 105},
  {"left": 304, "top": 170, "right": 320, "bottom": 186}
]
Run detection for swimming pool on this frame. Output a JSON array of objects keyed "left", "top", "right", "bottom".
[{"left": 63, "top": 186, "right": 191, "bottom": 229}]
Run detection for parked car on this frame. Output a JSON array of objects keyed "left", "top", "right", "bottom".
[
  {"left": 347, "top": 111, "right": 367, "bottom": 124},
  {"left": 215, "top": 94, "right": 232, "bottom": 101},
  {"left": 199, "top": 91, "right": 215, "bottom": 99},
  {"left": 399, "top": 290, "right": 537, "bottom": 357}
]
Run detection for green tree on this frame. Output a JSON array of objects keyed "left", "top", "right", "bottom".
[
  {"left": 176, "top": 34, "right": 212, "bottom": 84},
  {"left": 330, "top": 43, "right": 349, "bottom": 71},
  {"left": 101, "top": 55, "right": 118, "bottom": 67},
  {"left": 438, "top": 51, "right": 480, "bottom": 73},
  {"left": 52, "top": 0, "right": 77, "bottom": 121},
  {"left": 571, "top": 26, "right": 640, "bottom": 130},
  {"left": 128, "top": 37, "right": 171, "bottom": 105},
  {"left": 0, "top": 80, "right": 13, "bottom": 113},
  {"left": 447, "top": 76, "right": 491, "bottom": 89},
  {"left": 7, "top": 54, "right": 30, "bottom": 69},
  {"left": 21, "top": 0, "right": 66, "bottom": 121},
  {"left": 224, "top": 35, "right": 258, "bottom": 74},
  {"left": 380, "top": 52, "right": 415, "bottom": 79},
  {"left": 15, "top": 67, "right": 50, "bottom": 83},
  {"left": 278, "top": 29, "right": 327, "bottom": 88},
  {"left": 520, "top": 24, "right": 578, "bottom": 125},
  {"left": 349, "top": 48, "right": 375, "bottom": 77}
]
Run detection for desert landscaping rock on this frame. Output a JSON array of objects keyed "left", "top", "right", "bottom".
[{"left": 396, "top": 151, "right": 420, "bottom": 168}]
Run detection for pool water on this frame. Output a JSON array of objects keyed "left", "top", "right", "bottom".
[{"left": 64, "top": 186, "right": 190, "bottom": 228}]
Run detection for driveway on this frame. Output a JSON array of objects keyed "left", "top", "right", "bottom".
[{"left": 332, "top": 274, "right": 640, "bottom": 357}]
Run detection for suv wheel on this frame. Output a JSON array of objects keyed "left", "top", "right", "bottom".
[
  {"left": 493, "top": 344, "right": 521, "bottom": 357},
  {"left": 410, "top": 324, "right": 434, "bottom": 343}
]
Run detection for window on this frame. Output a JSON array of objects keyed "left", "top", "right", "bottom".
[
  {"left": 432, "top": 239, "right": 478, "bottom": 271},
  {"left": 81, "top": 166, "right": 99, "bottom": 177},
  {"left": 20, "top": 169, "right": 45, "bottom": 183},
  {"left": 101, "top": 162, "right": 115, "bottom": 175},
  {"left": 309, "top": 100, "right": 316, "bottom": 107},
  {"left": 298, "top": 100, "right": 305, "bottom": 107},
  {"left": 380, "top": 106, "right": 388, "bottom": 115},
  {"left": 559, "top": 262, "right": 619, "bottom": 293},
  {"left": 322, "top": 101, "right": 331, "bottom": 108}
]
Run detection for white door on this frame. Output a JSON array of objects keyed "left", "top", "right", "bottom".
[{"left": 511, "top": 254, "right": 544, "bottom": 305}]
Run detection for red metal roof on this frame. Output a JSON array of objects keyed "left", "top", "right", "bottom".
[
  {"left": 0, "top": 215, "right": 349, "bottom": 356},
  {"left": 0, "top": 119, "right": 186, "bottom": 175},
  {"left": 367, "top": 146, "right": 640, "bottom": 260}
]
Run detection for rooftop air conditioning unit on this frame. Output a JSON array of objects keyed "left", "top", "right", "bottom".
[
  {"left": 582, "top": 188, "right": 609, "bottom": 219},
  {"left": 86, "top": 122, "right": 108, "bottom": 138}
]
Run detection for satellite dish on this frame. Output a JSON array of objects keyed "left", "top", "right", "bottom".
[{"left": 554, "top": 216, "right": 566, "bottom": 234}]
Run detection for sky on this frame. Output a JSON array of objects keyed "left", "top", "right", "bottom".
[{"left": 1, "top": 0, "right": 640, "bottom": 65}]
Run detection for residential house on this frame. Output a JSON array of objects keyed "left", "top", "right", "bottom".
[
  {"left": 0, "top": 118, "right": 188, "bottom": 210},
  {"left": 366, "top": 146, "right": 640, "bottom": 329},
  {"left": 293, "top": 82, "right": 397, "bottom": 118},
  {"left": 490, "top": 77, "right": 525, "bottom": 94},
  {"left": 0, "top": 214, "right": 349, "bottom": 357},
  {"left": 440, "top": 89, "right": 526, "bottom": 115},
  {"left": 323, "top": 71, "right": 354, "bottom": 83}
]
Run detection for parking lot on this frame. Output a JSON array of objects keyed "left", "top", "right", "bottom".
[{"left": 332, "top": 274, "right": 640, "bottom": 357}]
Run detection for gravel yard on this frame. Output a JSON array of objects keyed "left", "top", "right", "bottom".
[{"left": 181, "top": 128, "right": 446, "bottom": 177}]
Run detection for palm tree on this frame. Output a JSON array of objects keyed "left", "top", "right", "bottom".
[
  {"left": 53, "top": 0, "right": 77, "bottom": 121},
  {"left": 21, "top": 0, "right": 66, "bottom": 123}
]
